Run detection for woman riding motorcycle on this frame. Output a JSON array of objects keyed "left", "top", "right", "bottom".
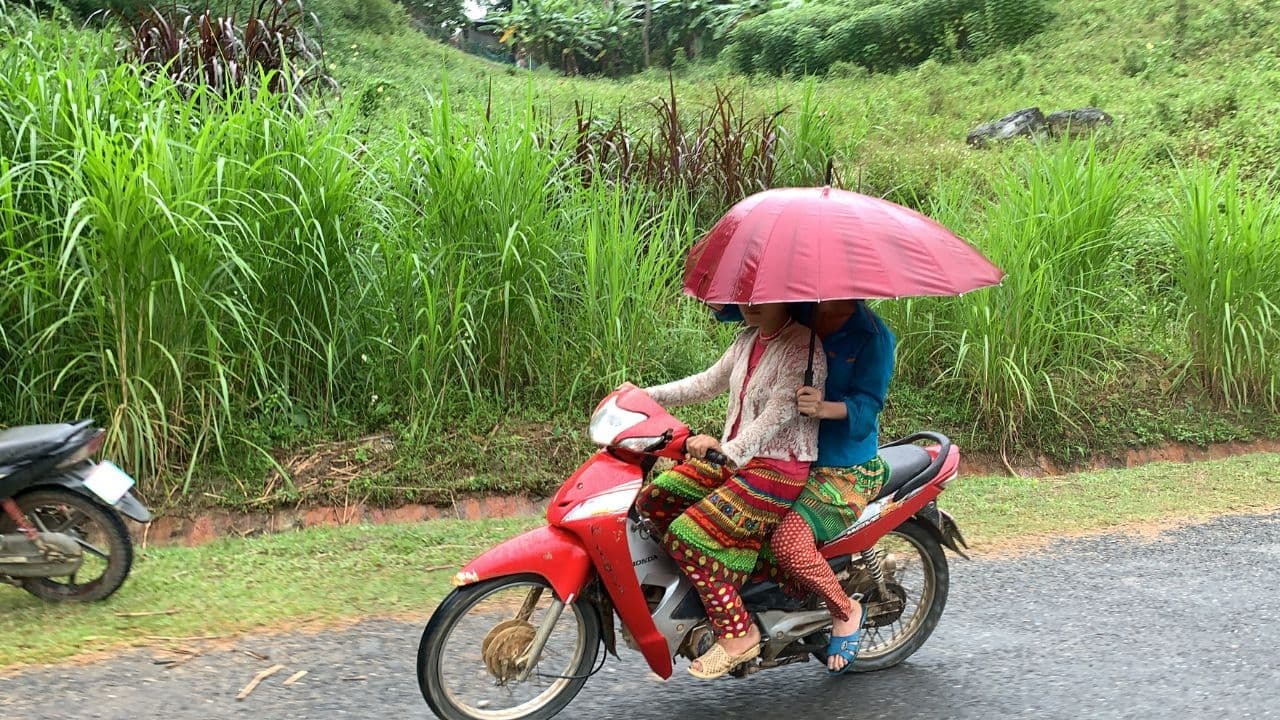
[
  {"left": 715, "top": 300, "right": 896, "bottom": 675},
  {"left": 636, "top": 302, "right": 827, "bottom": 680}
]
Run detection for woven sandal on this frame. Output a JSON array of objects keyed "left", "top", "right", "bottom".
[{"left": 688, "top": 642, "right": 761, "bottom": 680}]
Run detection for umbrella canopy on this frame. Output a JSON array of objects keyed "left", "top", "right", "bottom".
[{"left": 683, "top": 187, "right": 1004, "bottom": 304}]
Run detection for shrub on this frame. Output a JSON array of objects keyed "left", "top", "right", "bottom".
[
  {"left": 566, "top": 79, "right": 788, "bottom": 212},
  {"left": 1165, "top": 165, "right": 1280, "bottom": 409},
  {"left": 726, "top": 0, "right": 1053, "bottom": 76},
  {"left": 128, "top": 0, "right": 335, "bottom": 102}
]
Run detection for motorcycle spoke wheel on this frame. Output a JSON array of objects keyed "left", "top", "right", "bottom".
[
  {"left": 833, "top": 520, "right": 949, "bottom": 672},
  {"left": 422, "top": 579, "right": 598, "bottom": 720},
  {"left": 1, "top": 489, "right": 133, "bottom": 602},
  {"left": 49, "top": 510, "right": 88, "bottom": 535},
  {"left": 74, "top": 538, "right": 110, "bottom": 560},
  {"left": 857, "top": 532, "right": 933, "bottom": 659}
]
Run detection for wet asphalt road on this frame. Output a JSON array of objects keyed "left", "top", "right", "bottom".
[{"left": 2, "top": 512, "right": 1278, "bottom": 720}]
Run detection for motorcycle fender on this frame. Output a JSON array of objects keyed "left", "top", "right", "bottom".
[
  {"left": 453, "top": 526, "right": 594, "bottom": 603},
  {"left": 32, "top": 474, "right": 153, "bottom": 523},
  {"left": 113, "top": 492, "right": 153, "bottom": 523},
  {"left": 914, "top": 502, "right": 969, "bottom": 559}
]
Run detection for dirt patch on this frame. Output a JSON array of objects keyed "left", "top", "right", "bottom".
[
  {"left": 138, "top": 495, "right": 544, "bottom": 548},
  {"left": 136, "top": 437, "right": 1280, "bottom": 547},
  {"left": 257, "top": 433, "right": 398, "bottom": 505}
]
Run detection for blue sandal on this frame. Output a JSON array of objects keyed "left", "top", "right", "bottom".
[{"left": 825, "top": 602, "right": 868, "bottom": 677}]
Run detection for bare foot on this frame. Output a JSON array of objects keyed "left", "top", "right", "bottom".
[
  {"left": 690, "top": 625, "right": 761, "bottom": 675},
  {"left": 828, "top": 599, "right": 864, "bottom": 672}
]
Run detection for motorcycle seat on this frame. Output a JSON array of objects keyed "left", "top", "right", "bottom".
[
  {"left": 0, "top": 424, "right": 81, "bottom": 466},
  {"left": 871, "top": 444, "right": 934, "bottom": 502}
]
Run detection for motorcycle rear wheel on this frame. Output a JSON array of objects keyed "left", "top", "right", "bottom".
[
  {"left": 1, "top": 488, "right": 134, "bottom": 603},
  {"left": 833, "top": 519, "right": 950, "bottom": 673},
  {"left": 418, "top": 576, "right": 601, "bottom": 720}
]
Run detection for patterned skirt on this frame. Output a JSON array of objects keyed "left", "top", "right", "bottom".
[
  {"left": 636, "top": 458, "right": 809, "bottom": 584},
  {"left": 790, "top": 457, "right": 888, "bottom": 545},
  {"left": 755, "top": 457, "right": 887, "bottom": 595}
]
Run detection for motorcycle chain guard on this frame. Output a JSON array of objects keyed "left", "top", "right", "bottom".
[{"left": 0, "top": 532, "right": 84, "bottom": 577}]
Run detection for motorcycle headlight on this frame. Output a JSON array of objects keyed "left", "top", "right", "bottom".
[
  {"left": 562, "top": 482, "right": 642, "bottom": 522},
  {"left": 618, "top": 436, "right": 664, "bottom": 452},
  {"left": 589, "top": 397, "right": 648, "bottom": 446}
]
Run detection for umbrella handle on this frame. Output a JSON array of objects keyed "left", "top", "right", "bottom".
[{"left": 803, "top": 325, "right": 817, "bottom": 388}]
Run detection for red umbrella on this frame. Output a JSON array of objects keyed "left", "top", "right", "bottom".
[{"left": 683, "top": 187, "right": 1004, "bottom": 304}]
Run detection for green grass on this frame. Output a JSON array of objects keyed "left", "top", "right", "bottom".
[
  {"left": 4, "top": 0, "right": 1280, "bottom": 508},
  {"left": 2, "top": 453, "right": 1278, "bottom": 668},
  {"left": 945, "top": 453, "right": 1280, "bottom": 543},
  {"left": 1166, "top": 163, "right": 1280, "bottom": 411},
  {"left": 327, "top": 0, "right": 1280, "bottom": 179},
  {"left": 880, "top": 139, "right": 1143, "bottom": 438},
  {"left": 0, "top": 516, "right": 541, "bottom": 667},
  {"left": 0, "top": 9, "right": 708, "bottom": 492}
]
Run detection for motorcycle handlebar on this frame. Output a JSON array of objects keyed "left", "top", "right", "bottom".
[
  {"left": 703, "top": 448, "right": 729, "bottom": 466},
  {"left": 681, "top": 436, "right": 729, "bottom": 466}
]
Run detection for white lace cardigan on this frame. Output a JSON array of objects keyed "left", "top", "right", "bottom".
[{"left": 645, "top": 323, "right": 827, "bottom": 468}]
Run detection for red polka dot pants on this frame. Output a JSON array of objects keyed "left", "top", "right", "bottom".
[
  {"left": 634, "top": 463, "right": 752, "bottom": 638},
  {"left": 770, "top": 512, "right": 853, "bottom": 622},
  {"left": 635, "top": 460, "right": 806, "bottom": 640},
  {"left": 666, "top": 537, "right": 753, "bottom": 639}
]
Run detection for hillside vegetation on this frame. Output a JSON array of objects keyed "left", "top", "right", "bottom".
[{"left": 1, "top": 0, "right": 1278, "bottom": 510}]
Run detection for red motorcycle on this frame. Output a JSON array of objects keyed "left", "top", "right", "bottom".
[{"left": 417, "top": 385, "right": 968, "bottom": 720}]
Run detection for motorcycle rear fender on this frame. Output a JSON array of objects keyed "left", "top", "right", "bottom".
[
  {"left": 452, "top": 525, "right": 594, "bottom": 603},
  {"left": 914, "top": 501, "right": 970, "bottom": 558},
  {"left": 32, "top": 468, "right": 153, "bottom": 523}
]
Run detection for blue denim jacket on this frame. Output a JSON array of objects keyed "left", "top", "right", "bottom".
[{"left": 714, "top": 303, "right": 895, "bottom": 467}]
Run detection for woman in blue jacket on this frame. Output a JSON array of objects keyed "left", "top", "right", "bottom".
[{"left": 715, "top": 300, "right": 895, "bottom": 675}]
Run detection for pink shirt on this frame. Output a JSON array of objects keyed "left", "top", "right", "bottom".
[{"left": 729, "top": 337, "right": 810, "bottom": 481}]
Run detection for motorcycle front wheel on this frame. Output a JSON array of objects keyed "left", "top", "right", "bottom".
[
  {"left": 2, "top": 488, "right": 134, "bottom": 603},
  {"left": 418, "top": 576, "right": 601, "bottom": 720}
]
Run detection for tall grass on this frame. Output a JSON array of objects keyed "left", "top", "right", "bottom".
[
  {"left": 375, "top": 94, "right": 705, "bottom": 418},
  {"left": 4, "top": 3, "right": 1279, "bottom": 503},
  {"left": 0, "top": 9, "right": 713, "bottom": 493},
  {"left": 1166, "top": 165, "right": 1280, "bottom": 410},
  {"left": 0, "top": 19, "right": 372, "bottom": 484},
  {"left": 881, "top": 140, "right": 1142, "bottom": 439}
]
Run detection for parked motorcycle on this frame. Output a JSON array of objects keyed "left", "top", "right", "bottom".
[
  {"left": 0, "top": 420, "right": 151, "bottom": 602},
  {"left": 417, "top": 385, "right": 968, "bottom": 720}
]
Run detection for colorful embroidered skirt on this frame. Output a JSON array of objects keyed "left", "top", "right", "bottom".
[
  {"left": 638, "top": 458, "right": 809, "bottom": 581},
  {"left": 636, "top": 458, "right": 808, "bottom": 638},
  {"left": 790, "top": 457, "right": 887, "bottom": 545}
]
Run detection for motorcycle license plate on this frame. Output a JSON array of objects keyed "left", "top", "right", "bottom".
[{"left": 83, "top": 462, "right": 135, "bottom": 505}]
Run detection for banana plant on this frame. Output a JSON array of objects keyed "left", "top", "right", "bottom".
[
  {"left": 700, "top": 0, "right": 792, "bottom": 40},
  {"left": 490, "top": 0, "right": 640, "bottom": 75}
]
